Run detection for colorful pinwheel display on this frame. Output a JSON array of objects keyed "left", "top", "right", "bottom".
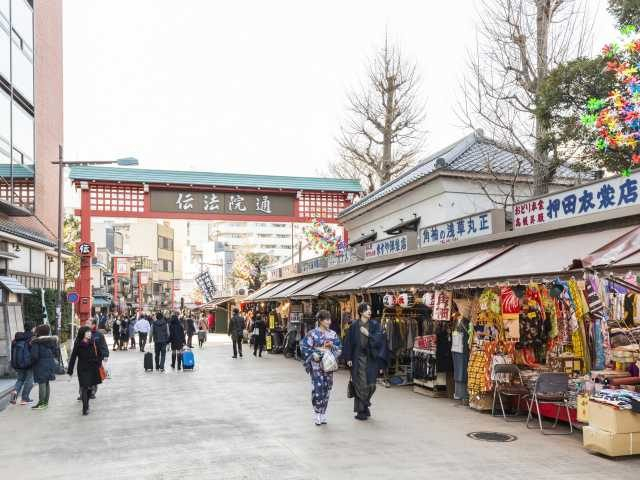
[
  {"left": 581, "top": 26, "right": 640, "bottom": 176},
  {"left": 303, "top": 218, "right": 346, "bottom": 257}
]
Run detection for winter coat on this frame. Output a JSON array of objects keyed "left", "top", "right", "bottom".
[
  {"left": 113, "top": 320, "right": 121, "bottom": 337},
  {"left": 186, "top": 318, "right": 196, "bottom": 335},
  {"left": 342, "top": 320, "right": 388, "bottom": 385},
  {"left": 228, "top": 314, "right": 245, "bottom": 337},
  {"left": 30, "top": 335, "right": 59, "bottom": 383},
  {"left": 169, "top": 318, "right": 185, "bottom": 350},
  {"left": 11, "top": 330, "right": 33, "bottom": 370},
  {"left": 92, "top": 329, "right": 110, "bottom": 359},
  {"left": 128, "top": 319, "right": 136, "bottom": 337},
  {"left": 67, "top": 339, "right": 102, "bottom": 388},
  {"left": 152, "top": 317, "right": 170, "bottom": 344},
  {"left": 252, "top": 318, "right": 268, "bottom": 343},
  {"left": 120, "top": 320, "right": 129, "bottom": 340}
]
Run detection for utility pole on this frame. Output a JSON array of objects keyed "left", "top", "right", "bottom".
[{"left": 55, "top": 145, "right": 63, "bottom": 335}]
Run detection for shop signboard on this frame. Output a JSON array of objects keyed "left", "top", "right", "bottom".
[
  {"left": 115, "top": 257, "right": 128, "bottom": 275},
  {"left": 150, "top": 190, "right": 294, "bottom": 217},
  {"left": 513, "top": 171, "right": 640, "bottom": 229},
  {"left": 364, "top": 234, "right": 409, "bottom": 259},
  {"left": 301, "top": 256, "right": 327, "bottom": 273},
  {"left": 418, "top": 209, "right": 504, "bottom": 248},
  {"left": 432, "top": 290, "right": 452, "bottom": 321},
  {"left": 327, "top": 247, "right": 361, "bottom": 267}
]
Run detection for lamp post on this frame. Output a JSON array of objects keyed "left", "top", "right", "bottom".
[{"left": 51, "top": 150, "right": 139, "bottom": 335}]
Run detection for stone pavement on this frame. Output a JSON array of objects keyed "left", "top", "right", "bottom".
[{"left": 1, "top": 335, "right": 639, "bottom": 480}]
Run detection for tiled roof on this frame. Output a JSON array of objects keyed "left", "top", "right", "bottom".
[
  {"left": 69, "top": 166, "right": 362, "bottom": 193},
  {"left": 0, "top": 218, "right": 57, "bottom": 247},
  {"left": 339, "top": 131, "right": 596, "bottom": 218},
  {"left": 0, "top": 164, "right": 34, "bottom": 179}
]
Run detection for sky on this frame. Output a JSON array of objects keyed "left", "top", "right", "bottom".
[{"left": 62, "top": 0, "right": 618, "bottom": 208}]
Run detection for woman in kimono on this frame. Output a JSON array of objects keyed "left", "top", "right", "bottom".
[
  {"left": 301, "top": 310, "right": 342, "bottom": 426},
  {"left": 343, "top": 302, "right": 387, "bottom": 421}
]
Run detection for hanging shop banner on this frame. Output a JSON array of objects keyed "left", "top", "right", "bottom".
[
  {"left": 114, "top": 258, "right": 128, "bottom": 275},
  {"left": 150, "top": 190, "right": 294, "bottom": 216},
  {"left": 195, "top": 270, "right": 216, "bottom": 302},
  {"left": 139, "top": 271, "right": 150, "bottom": 285},
  {"left": 513, "top": 171, "right": 640, "bottom": 229},
  {"left": 418, "top": 209, "right": 504, "bottom": 248},
  {"left": 365, "top": 234, "right": 408, "bottom": 259},
  {"left": 432, "top": 290, "right": 453, "bottom": 321}
]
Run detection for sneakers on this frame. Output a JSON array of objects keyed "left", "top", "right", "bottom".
[
  {"left": 320, "top": 414, "right": 327, "bottom": 424},
  {"left": 314, "top": 413, "right": 322, "bottom": 426},
  {"left": 19, "top": 398, "right": 34, "bottom": 405},
  {"left": 31, "top": 402, "right": 48, "bottom": 410},
  {"left": 9, "top": 391, "right": 17, "bottom": 404}
]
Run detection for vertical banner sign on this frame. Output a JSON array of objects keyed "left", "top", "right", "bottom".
[
  {"left": 432, "top": 290, "right": 452, "bottom": 321},
  {"left": 115, "top": 258, "right": 128, "bottom": 275},
  {"left": 513, "top": 171, "right": 640, "bottom": 229},
  {"left": 195, "top": 270, "right": 217, "bottom": 303}
]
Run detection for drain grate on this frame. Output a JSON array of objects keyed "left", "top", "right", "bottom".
[{"left": 467, "top": 431, "right": 517, "bottom": 442}]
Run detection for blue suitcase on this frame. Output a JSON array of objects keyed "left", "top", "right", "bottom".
[{"left": 182, "top": 349, "right": 195, "bottom": 370}]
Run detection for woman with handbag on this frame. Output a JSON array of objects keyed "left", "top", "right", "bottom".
[
  {"left": 300, "top": 310, "right": 342, "bottom": 426},
  {"left": 67, "top": 326, "right": 103, "bottom": 415},
  {"left": 343, "top": 302, "right": 388, "bottom": 421},
  {"left": 252, "top": 313, "right": 268, "bottom": 357}
]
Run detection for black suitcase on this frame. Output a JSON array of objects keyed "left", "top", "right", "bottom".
[{"left": 144, "top": 352, "right": 153, "bottom": 371}]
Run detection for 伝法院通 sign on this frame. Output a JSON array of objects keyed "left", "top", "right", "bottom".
[
  {"left": 513, "top": 171, "right": 640, "bottom": 229},
  {"left": 150, "top": 190, "right": 294, "bottom": 216}
]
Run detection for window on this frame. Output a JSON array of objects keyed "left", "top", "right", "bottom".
[
  {"left": 9, "top": 0, "right": 33, "bottom": 102},
  {"left": 0, "top": 89, "right": 9, "bottom": 163},
  {"left": 0, "top": 4, "right": 9, "bottom": 80},
  {"left": 160, "top": 259, "right": 173, "bottom": 272},
  {"left": 11, "top": 101, "right": 33, "bottom": 164},
  {"left": 157, "top": 236, "right": 174, "bottom": 251}
]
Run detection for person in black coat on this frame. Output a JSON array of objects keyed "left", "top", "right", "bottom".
[
  {"left": 112, "top": 317, "right": 121, "bottom": 351},
  {"left": 169, "top": 314, "right": 185, "bottom": 370},
  {"left": 119, "top": 318, "right": 129, "bottom": 350},
  {"left": 186, "top": 316, "right": 196, "bottom": 348},
  {"left": 68, "top": 326, "right": 103, "bottom": 415},
  {"left": 29, "top": 324, "right": 58, "bottom": 410},
  {"left": 252, "top": 314, "right": 268, "bottom": 357}
]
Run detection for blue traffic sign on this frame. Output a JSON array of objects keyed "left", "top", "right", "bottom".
[{"left": 66, "top": 292, "right": 79, "bottom": 303}]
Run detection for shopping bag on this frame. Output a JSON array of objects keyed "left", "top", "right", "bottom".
[{"left": 321, "top": 351, "right": 338, "bottom": 372}]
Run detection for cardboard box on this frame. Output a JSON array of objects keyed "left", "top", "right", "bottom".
[
  {"left": 583, "top": 426, "right": 640, "bottom": 457},
  {"left": 588, "top": 401, "right": 640, "bottom": 434}
]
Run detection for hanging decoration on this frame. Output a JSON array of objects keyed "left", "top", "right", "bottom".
[
  {"left": 581, "top": 25, "right": 640, "bottom": 175},
  {"left": 303, "top": 217, "right": 346, "bottom": 257}
]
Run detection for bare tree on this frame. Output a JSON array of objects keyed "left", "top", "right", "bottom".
[
  {"left": 460, "top": 0, "right": 594, "bottom": 195},
  {"left": 331, "top": 37, "right": 426, "bottom": 194}
]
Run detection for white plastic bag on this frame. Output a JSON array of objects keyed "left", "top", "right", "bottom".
[{"left": 321, "top": 351, "right": 338, "bottom": 372}]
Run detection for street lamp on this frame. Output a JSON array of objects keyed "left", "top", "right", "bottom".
[{"left": 51, "top": 147, "right": 139, "bottom": 336}]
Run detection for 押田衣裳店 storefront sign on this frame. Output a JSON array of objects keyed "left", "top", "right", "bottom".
[
  {"left": 418, "top": 209, "right": 504, "bottom": 248},
  {"left": 150, "top": 190, "right": 294, "bottom": 216},
  {"left": 365, "top": 235, "right": 409, "bottom": 259},
  {"left": 513, "top": 171, "right": 640, "bottom": 229}
]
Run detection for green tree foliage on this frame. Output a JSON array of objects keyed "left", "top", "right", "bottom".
[
  {"left": 64, "top": 215, "right": 80, "bottom": 288},
  {"left": 23, "top": 288, "right": 71, "bottom": 341},
  {"left": 231, "top": 252, "right": 271, "bottom": 291},
  {"left": 608, "top": 0, "right": 640, "bottom": 28}
]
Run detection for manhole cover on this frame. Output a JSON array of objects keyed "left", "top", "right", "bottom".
[{"left": 467, "top": 431, "right": 517, "bottom": 442}]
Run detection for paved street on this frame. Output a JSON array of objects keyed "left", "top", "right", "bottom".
[{"left": 1, "top": 335, "right": 639, "bottom": 480}]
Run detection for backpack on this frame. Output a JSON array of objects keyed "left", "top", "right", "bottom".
[{"left": 11, "top": 338, "right": 32, "bottom": 370}]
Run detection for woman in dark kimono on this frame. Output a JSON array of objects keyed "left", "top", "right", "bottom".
[
  {"left": 343, "top": 302, "right": 387, "bottom": 421},
  {"left": 252, "top": 313, "right": 268, "bottom": 357}
]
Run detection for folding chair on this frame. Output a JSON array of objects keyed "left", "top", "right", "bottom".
[
  {"left": 491, "top": 363, "right": 529, "bottom": 421},
  {"left": 526, "top": 372, "right": 574, "bottom": 435}
]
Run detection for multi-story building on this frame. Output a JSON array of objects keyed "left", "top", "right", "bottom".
[{"left": 0, "top": 1, "right": 64, "bottom": 376}]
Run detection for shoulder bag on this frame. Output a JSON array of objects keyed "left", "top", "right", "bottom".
[{"left": 93, "top": 342, "right": 107, "bottom": 381}]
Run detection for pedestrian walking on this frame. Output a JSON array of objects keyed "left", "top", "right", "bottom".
[
  {"left": 128, "top": 316, "right": 136, "bottom": 349},
  {"left": 134, "top": 314, "right": 151, "bottom": 352},
  {"left": 86, "top": 319, "right": 109, "bottom": 399},
  {"left": 112, "top": 317, "right": 121, "bottom": 351},
  {"left": 9, "top": 321, "right": 35, "bottom": 405},
  {"left": 119, "top": 317, "right": 129, "bottom": 351},
  {"left": 252, "top": 313, "right": 268, "bottom": 357},
  {"left": 169, "top": 314, "right": 185, "bottom": 370},
  {"left": 152, "top": 312, "right": 169, "bottom": 371},
  {"left": 228, "top": 308, "right": 244, "bottom": 358},
  {"left": 29, "top": 324, "right": 58, "bottom": 410},
  {"left": 300, "top": 310, "right": 342, "bottom": 426},
  {"left": 342, "top": 302, "right": 388, "bottom": 421},
  {"left": 207, "top": 311, "right": 215, "bottom": 333},
  {"left": 98, "top": 313, "right": 107, "bottom": 331},
  {"left": 186, "top": 315, "right": 196, "bottom": 348},
  {"left": 67, "top": 326, "right": 103, "bottom": 415}
]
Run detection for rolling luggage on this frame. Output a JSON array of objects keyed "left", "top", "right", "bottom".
[
  {"left": 144, "top": 351, "right": 153, "bottom": 371},
  {"left": 182, "top": 349, "right": 195, "bottom": 370}
]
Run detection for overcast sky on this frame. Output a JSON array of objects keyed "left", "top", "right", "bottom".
[{"left": 63, "top": 0, "right": 617, "bottom": 207}]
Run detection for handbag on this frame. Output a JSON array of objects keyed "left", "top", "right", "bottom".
[
  {"left": 321, "top": 350, "right": 338, "bottom": 372},
  {"left": 252, "top": 327, "right": 259, "bottom": 336},
  {"left": 93, "top": 343, "right": 107, "bottom": 381},
  {"left": 347, "top": 376, "right": 355, "bottom": 398}
]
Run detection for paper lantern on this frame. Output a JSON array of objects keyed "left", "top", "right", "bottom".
[{"left": 383, "top": 294, "right": 396, "bottom": 308}]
